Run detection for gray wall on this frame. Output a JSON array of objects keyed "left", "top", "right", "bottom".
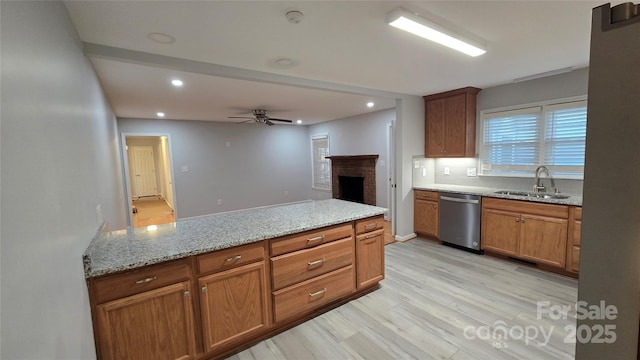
[
  {"left": 118, "top": 118, "right": 312, "bottom": 218},
  {"left": 0, "top": 1, "right": 128, "bottom": 358},
  {"left": 308, "top": 108, "right": 394, "bottom": 209},
  {"left": 421, "top": 68, "right": 589, "bottom": 196}
]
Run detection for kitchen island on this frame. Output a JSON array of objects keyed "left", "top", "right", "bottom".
[{"left": 83, "top": 199, "right": 387, "bottom": 360}]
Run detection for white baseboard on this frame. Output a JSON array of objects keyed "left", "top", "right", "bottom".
[{"left": 394, "top": 233, "right": 417, "bottom": 242}]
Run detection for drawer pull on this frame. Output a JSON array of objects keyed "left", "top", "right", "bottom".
[
  {"left": 309, "top": 288, "right": 327, "bottom": 297},
  {"left": 135, "top": 276, "right": 157, "bottom": 284},
  {"left": 364, "top": 223, "right": 378, "bottom": 229},
  {"left": 365, "top": 234, "right": 380, "bottom": 240},
  {"left": 307, "top": 235, "right": 325, "bottom": 244},
  {"left": 307, "top": 258, "right": 326, "bottom": 267},
  {"left": 225, "top": 255, "right": 242, "bottom": 262}
]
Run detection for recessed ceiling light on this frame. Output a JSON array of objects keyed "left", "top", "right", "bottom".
[
  {"left": 367, "top": 102, "right": 375, "bottom": 108},
  {"left": 267, "top": 57, "right": 298, "bottom": 69},
  {"left": 147, "top": 32, "right": 176, "bottom": 44},
  {"left": 156, "top": 112, "right": 165, "bottom": 117},
  {"left": 296, "top": 119, "right": 303, "bottom": 124},
  {"left": 171, "top": 79, "right": 183, "bottom": 87}
]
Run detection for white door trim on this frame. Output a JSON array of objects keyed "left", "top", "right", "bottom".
[{"left": 120, "top": 132, "right": 178, "bottom": 228}]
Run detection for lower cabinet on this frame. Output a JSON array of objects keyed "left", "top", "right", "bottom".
[
  {"left": 414, "top": 190, "right": 439, "bottom": 237},
  {"left": 198, "top": 261, "right": 269, "bottom": 351},
  {"left": 482, "top": 198, "right": 569, "bottom": 268},
  {"left": 355, "top": 216, "right": 385, "bottom": 289},
  {"left": 566, "top": 206, "right": 582, "bottom": 273},
  {"left": 92, "top": 260, "right": 197, "bottom": 360}
]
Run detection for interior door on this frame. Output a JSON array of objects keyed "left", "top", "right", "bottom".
[{"left": 131, "top": 146, "right": 157, "bottom": 197}]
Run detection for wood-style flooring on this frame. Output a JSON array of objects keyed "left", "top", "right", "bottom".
[
  {"left": 132, "top": 197, "right": 175, "bottom": 228},
  {"left": 228, "top": 238, "right": 578, "bottom": 360}
]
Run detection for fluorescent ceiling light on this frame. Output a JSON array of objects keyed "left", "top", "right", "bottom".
[{"left": 386, "top": 8, "right": 486, "bottom": 57}]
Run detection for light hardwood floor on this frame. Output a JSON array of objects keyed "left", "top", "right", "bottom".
[{"left": 228, "top": 238, "right": 578, "bottom": 360}]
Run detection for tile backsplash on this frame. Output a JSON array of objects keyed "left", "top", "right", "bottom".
[{"left": 412, "top": 156, "right": 583, "bottom": 195}]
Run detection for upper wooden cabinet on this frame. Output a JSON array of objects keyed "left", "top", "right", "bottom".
[{"left": 423, "top": 87, "right": 480, "bottom": 157}]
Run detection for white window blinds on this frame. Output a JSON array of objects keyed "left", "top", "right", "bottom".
[
  {"left": 311, "top": 135, "right": 331, "bottom": 190},
  {"left": 480, "top": 99, "right": 587, "bottom": 178}
]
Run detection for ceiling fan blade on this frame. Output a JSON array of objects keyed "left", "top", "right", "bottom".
[
  {"left": 228, "top": 116, "right": 254, "bottom": 119},
  {"left": 268, "top": 118, "right": 293, "bottom": 123},
  {"left": 265, "top": 119, "right": 275, "bottom": 126}
]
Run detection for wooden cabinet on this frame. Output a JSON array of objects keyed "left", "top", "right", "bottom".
[
  {"left": 414, "top": 190, "right": 439, "bottom": 237},
  {"left": 270, "top": 223, "right": 355, "bottom": 323},
  {"left": 355, "top": 216, "right": 385, "bottom": 289},
  {"left": 566, "top": 206, "right": 582, "bottom": 273},
  {"left": 423, "top": 87, "right": 480, "bottom": 157},
  {"left": 91, "top": 260, "right": 197, "bottom": 360},
  {"left": 482, "top": 198, "right": 569, "bottom": 268},
  {"left": 197, "top": 242, "right": 270, "bottom": 353}
]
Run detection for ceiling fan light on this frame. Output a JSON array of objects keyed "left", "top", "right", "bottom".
[{"left": 386, "top": 8, "right": 486, "bottom": 57}]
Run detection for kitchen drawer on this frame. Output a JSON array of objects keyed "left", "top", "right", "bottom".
[
  {"left": 272, "top": 265, "right": 355, "bottom": 323},
  {"left": 414, "top": 190, "right": 439, "bottom": 202},
  {"left": 92, "top": 259, "right": 192, "bottom": 304},
  {"left": 197, "top": 241, "right": 265, "bottom": 275},
  {"left": 270, "top": 223, "right": 353, "bottom": 256},
  {"left": 355, "top": 216, "right": 385, "bottom": 235},
  {"left": 271, "top": 237, "right": 353, "bottom": 291}
]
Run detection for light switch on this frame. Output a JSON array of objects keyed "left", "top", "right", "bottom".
[
  {"left": 422, "top": 168, "right": 427, "bottom": 177},
  {"left": 181, "top": 165, "right": 189, "bottom": 172},
  {"left": 414, "top": 160, "right": 419, "bottom": 169},
  {"left": 444, "top": 167, "right": 450, "bottom": 175},
  {"left": 467, "top": 168, "right": 477, "bottom": 177},
  {"left": 379, "top": 160, "right": 386, "bottom": 167}
]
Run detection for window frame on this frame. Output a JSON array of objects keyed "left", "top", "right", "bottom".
[
  {"left": 478, "top": 96, "right": 587, "bottom": 180},
  {"left": 311, "top": 134, "right": 331, "bottom": 191}
]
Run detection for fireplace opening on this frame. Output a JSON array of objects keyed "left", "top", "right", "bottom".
[{"left": 338, "top": 176, "right": 365, "bottom": 204}]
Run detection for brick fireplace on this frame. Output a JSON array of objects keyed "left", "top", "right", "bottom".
[{"left": 326, "top": 155, "right": 378, "bottom": 205}]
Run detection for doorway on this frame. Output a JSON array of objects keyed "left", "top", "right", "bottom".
[{"left": 122, "top": 134, "right": 177, "bottom": 228}]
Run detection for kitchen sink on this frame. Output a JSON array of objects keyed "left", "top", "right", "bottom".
[{"left": 494, "top": 190, "right": 570, "bottom": 200}]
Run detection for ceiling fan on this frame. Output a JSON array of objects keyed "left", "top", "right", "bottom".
[{"left": 228, "top": 109, "right": 293, "bottom": 126}]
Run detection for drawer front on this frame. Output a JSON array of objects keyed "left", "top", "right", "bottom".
[
  {"left": 271, "top": 237, "right": 353, "bottom": 291},
  {"left": 271, "top": 223, "right": 353, "bottom": 256},
  {"left": 197, "top": 241, "right": 265, "bottom": 275},
  {"left": 573, "top": 220, "right": 582, "bottom": 246},
  {"left": 355, "top": 216, "right": 385, "bottom": 235},
  {"left": 483, "top": 197, "right": 569, "bottom": 219},
  {"left": 574, "top": 207, "right": 582, "bottom": 221},
  {"left": 92, "top": 260, "right": 192, "bottom": 304},
  {"left": 273, "top": 265, "right": 355, "bottom": 323},
  {"left": 414, "top": 190, "right": 439, "bottom": 202}
]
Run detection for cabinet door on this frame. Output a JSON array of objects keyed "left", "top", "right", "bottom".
[
  {"left": 519, "top": 214, "right": 568, "bottom": 268},
  {"left": 425, "top": 98, "right": 445, "bottom": 156},
  {"left": 199, "top": 261, "right": 269, "bottom": 352},
  {"left": 356, "top": 229, "right": 384, "bottom": 288},
  {"left": 96, "top": 281, "right": 197, "bottom": 360},
  {"left": 481, "top": 209, "right": 519, "bottom": 256},
  {"left": 443, "top": 94, "right": 467, "bottom": 156},
  {"left": 414, "top": 199, "right": 439, "bottom": 237}
]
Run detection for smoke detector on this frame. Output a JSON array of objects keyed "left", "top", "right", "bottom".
[{"left": 285, "top": 10, "right": 304, "bottom": 24}]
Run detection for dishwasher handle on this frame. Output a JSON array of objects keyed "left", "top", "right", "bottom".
[{"left": 440, "top": 195, "right": 480, "bottom": 204}]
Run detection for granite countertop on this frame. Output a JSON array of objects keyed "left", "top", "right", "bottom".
[
  {"left": 83, "top": 199, "right": 386, "bottom": 279},
  {"left": 413, "top": 184, "right": 583, "bottom": 206}
]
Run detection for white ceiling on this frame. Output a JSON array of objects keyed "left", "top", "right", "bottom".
[{"left": 64, "top": 0, "right": 606, "bottom": 125}]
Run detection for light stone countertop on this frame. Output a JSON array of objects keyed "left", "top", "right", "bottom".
[
  {"left": 83, "top": 199, "right": 387, "bottom": 279},
  {"left": 413, "top": 184, "right": 583, "bottom": 206}
]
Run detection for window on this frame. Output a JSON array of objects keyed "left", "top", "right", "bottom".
[
  {"left": 311, "top": 134, "right": 331, "bottom": 190},
  {"left": 479, "top": 99, "right": 587, "bottom": 178}
]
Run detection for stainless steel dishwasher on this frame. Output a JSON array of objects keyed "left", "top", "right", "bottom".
[{"left": 438, "top": 192, "right": 482, "bottom": 253}]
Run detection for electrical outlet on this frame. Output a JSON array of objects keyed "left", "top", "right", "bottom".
[
  {"left": 422, "top": 168, "right": 427, "bottom": 177},
  {"left": 284, "top": 191, "right": 289, "bottom": 196},
  {"left": 96, "top": 204, "right": 103, "bottom": 225},
  {"left": 379, "top": 160, "right": 386, "bottom": 167},
  {"left": 467, "top": 168, "right": 477, "bottom": 177},
  {"left": 444, "top": 167, "right": 450, "bottom": 175},
  {"left": 181, "top": 165, "right": 189, "bottom": 172},
  {"left": 217, "top": 199, "right": 222, "bottom": 205},
  {"left": 414, "top": 160, "right": 419, "bottom": 169},
  {"left": 226, "top": 141, "right": 231, "bottom": 148}
]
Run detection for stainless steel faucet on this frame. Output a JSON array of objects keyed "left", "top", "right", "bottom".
[{"left": 533, "top": 165, "right": 550, "bottom": 193}]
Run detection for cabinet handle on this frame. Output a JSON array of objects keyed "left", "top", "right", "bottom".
[
  {"left": 365, "top": 234, "right": 380, "bottom": 243},
  {"left": 307, "top": 235, "right": 325, "bottom": 244},
  {"left": 201, "top": 286, "right": 207, "bottom": 293},
  {"left": 364, "top": 223, "right": 377, "bottom": 229},
  {"left": 521, "top": 219, "right": 525, "bottom": 223},
  {"left": 309, "top": 288, "right": 327, "bottom": 297},
  {"left": 225, "top": 255, "right": 242, "bottom": 262},
  {"left": 135, "top": 276, "right": 157, "bottom": 284},
  {"left": 184, "top": 291, "right": 190, "bottom": 297},
  {"left": 307, "top": 258, "right": 326, "bottom": 267}
]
